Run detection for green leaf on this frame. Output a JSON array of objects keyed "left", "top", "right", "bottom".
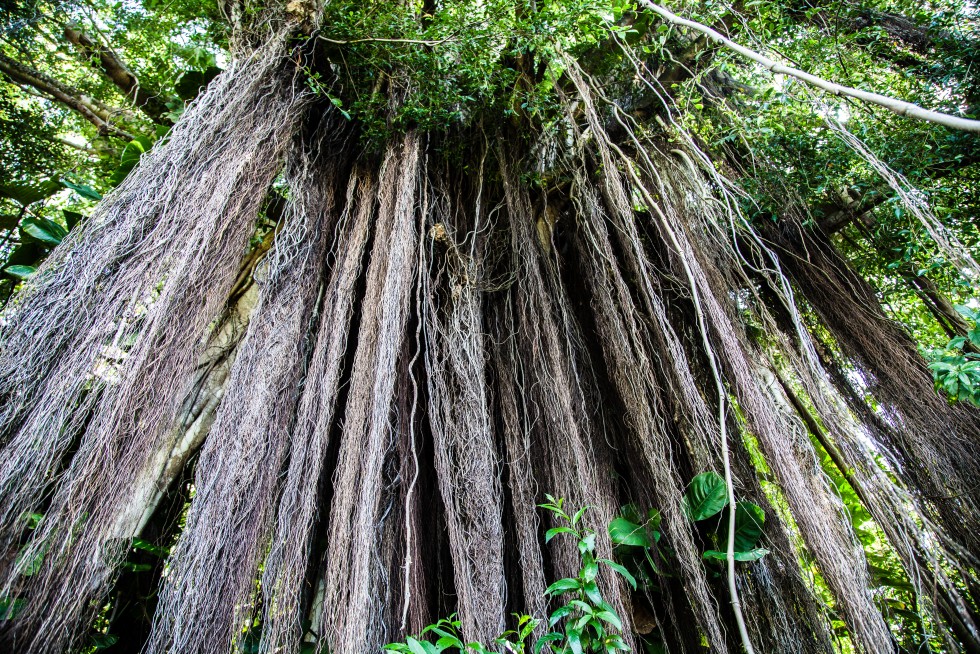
[
  {"left": 595, "top": 610, "right": 623, "bottom": 631},
  {"left": 534, "top": 632, "right": 563, "bottom": 654},
  {"left": 60, "top": 179, "right": 102, "bottom": 201},
  {"left": 5, "top": 243, "right": 44, "bottom": 268},
  {"left": 729, "top": 502, "right": 765, "bottom": 552},
  {"left": 608, "top": 517, "right": 653, "bottom": 548},
  {"left": 549, "top": 604, "right": 573, "bottom": 627},
  {"left": 733, "top": 548, "right": 769, "bottom": 561},
  {"left": 62, "top": 210, "right": 85, "bottom": 230},
  {"left": 21, "top": 216, "right": 67, "bottom": 247},
  {"left": 682, "top": 472, "right": 728, "bottom": 521},
  {"left": 582, "top": 580, "right": 602, "bottom": 604},
  {"left": 175, "top": 66, "right": 222, "bottom": 101},
  {"left": 405, "top": 636, "right": 428, "bottom": 654},
  {"left": 435, "top": 636, "right": 461, "bottom": 650},
  {"left": 582, "top": 558, "right": 599, "bottom": 582},
  {"left": 546, "top": 526, "right": 577, "bottom": 542},
  {"left": 90, "top": 633, "right": 119, "bottom": 649},
  {"left": 577, "top": 532, "right": 596, "bottom": 555},
  {"left": 4, "top": 265, "right": 36, "bottom": 280},
  {"left": 110, "top": 136, "right": 155, "bottom": 186},
  {"left": 703, "top": 548, "right": 770, "bottom": 562},
  {"left": 132, "top": 538, "right": 168, "bottom": 558},
  {"left": 0, "top": 596, "right": 24, "bottom": 620},
  {"left": 546, "top": 578, "right": 580, "bottom": 596},
  {"left": 0, "top": 180, "right": 61, "bottom": 206},
  {"left": 598, "top": 558, "right": 637, "bottom": 589}
]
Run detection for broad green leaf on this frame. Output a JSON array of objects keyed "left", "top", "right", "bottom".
[
  {"left": 435, "top": 636, "right": 461, "bottom": 649},
  {"left": 534, "top": 632, "right": 562, "bottom": 654},
  {"left": 582, "top": 558, "right": 599, "bottom": 582},
  {"left": 608, "top": 517, "right": 652, "bottom": 548},
  {"left": 682, "top": 472, "right": 728, "bottom": 521},
  {"left": 110, "top": 136, "right": 155, "bottom": 186},
  {"left": 90, "top": 633, "right": 119, "bottom": 649},
  {"left": 733, "top": 548, "right": 769, "bottom": 561},
  {"left": 595, "top": 610, "right": 623, "bottom": 631},
  {"left": 5, "top": 243, "right": 44, "bottom": 268},
  {"left": 582, "top": 580, "right": 602, "bottom": 604},
  {"left": 546, "top": 526, "right": 577, "bottom": 542},
  {"left": 4, "top": 265, "right": 36, "bottom": 280},
  {"left": 0, "top": 180, "right": 61, "bottom": 206},
  {"left": 63, "top": 210, "right": 85, "bottom": 230},
  {"left": 21, "top": 216, "right": 67, "bottom": 247},
  {"left": 549, "top": 604, "right": 572, "bottom": 627},
  {"left": 703, "top": 548, "right": 770, "bottom": 562},
  {"left": 728, "top": 502, "right": 765, "bottom": 552},
  {"left": 405, "top": 636, "right": 428, "bottom": 654},
  {"left": 132, "top": 537, "right": 168, "bottom": 557},
  {"left": 175, "top": 66, "right": 222, "bottom": 101}
]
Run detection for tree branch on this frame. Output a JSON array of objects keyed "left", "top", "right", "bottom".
[
  {"left": 63, "top": 25, "right": 173, "bottom": 125},
  {"left": 638, "top": 1, "right": 980, "bottom": 133},
  {"left": 0, "top": 51, "right": 135, "bottom": 140}
]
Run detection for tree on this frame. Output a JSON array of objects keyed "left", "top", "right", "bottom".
[{"left": 0, "top": 1, "right": 978, "bottom": 653}]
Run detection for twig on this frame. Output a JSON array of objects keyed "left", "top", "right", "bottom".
[{"left": 638, "top": 0, "right": 980, "bottom": 133}]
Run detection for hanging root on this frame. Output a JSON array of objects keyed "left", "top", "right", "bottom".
[
  {"left": 0, "top": 34, "right": 309, "bottom": 654},
  {"left": 145, "top": 111, "right": 351, "bottom": 654},
  {"left": 422, "top": 150, "right": 507, "bottom": 643},
  {"left": 317, "top": 132, "right": 422, "bottom": 653}
]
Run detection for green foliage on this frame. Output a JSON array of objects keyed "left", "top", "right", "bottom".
[
  {"left": 680, "top": 471, "right": 728, "bottom": 522},
  {"left": 927, "top": 305, "right": 980, "bottom": 405},
  {"left": 384, "top": 496, "right": 632, "bottom": 654}
]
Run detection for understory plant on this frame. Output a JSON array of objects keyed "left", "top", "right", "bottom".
[
  {"left": 387, "top": 478, "right": 769, "bottom": 654},
  {"left": 384, "top": 496, "right": 634, "bottom": 654},
  {"left": 927, "top": 305, "right": 980, "bottom": 406}
]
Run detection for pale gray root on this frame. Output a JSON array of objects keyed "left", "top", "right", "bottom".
[
  {"left": 770, "top": 218, "right": 980, "bottom": 557},
  {"left": 145, "top": 119, "right": 347, "bottom": 654},
  {"left": 566, "top": 170, "right": 833, "bottom": 653},
  {"left": 643, "top": 152, "right": 894, "bottom": 654},
  {"left": 565, "top": 174, "right": 731, "bottom": 652},
  {"left": 566, "top": 58, "right": 894, "bottom": 652},
  {"left": 491, "top": 301, "right": 548, "bottom": 631},
  {"left": 563, "top": 67, "right": 732, "bottom": 652},
  {"left": 495, "top": 143, "right": 636, "bottom": 652},
  {"left": 0, "top": 36, "right": 308, "bottom": 654},
  {"left": 260, "top": 164, "right": 376, "bottom": 654},
  {"left": 318, "top": 132, "right": 421, "bottom": 654},
  {"left": 111, "top": 281, "right": 259, "bottom": 541},
  {"left": 668, "top": 115, "right": 979, "bottom": 649},
  {"left": 421, "top": 160, "right": 507, "bottom": 643}
]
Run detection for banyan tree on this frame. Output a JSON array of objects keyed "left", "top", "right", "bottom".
[{"left": 0, "top": 0, "right": 979, "bottom": 652}]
